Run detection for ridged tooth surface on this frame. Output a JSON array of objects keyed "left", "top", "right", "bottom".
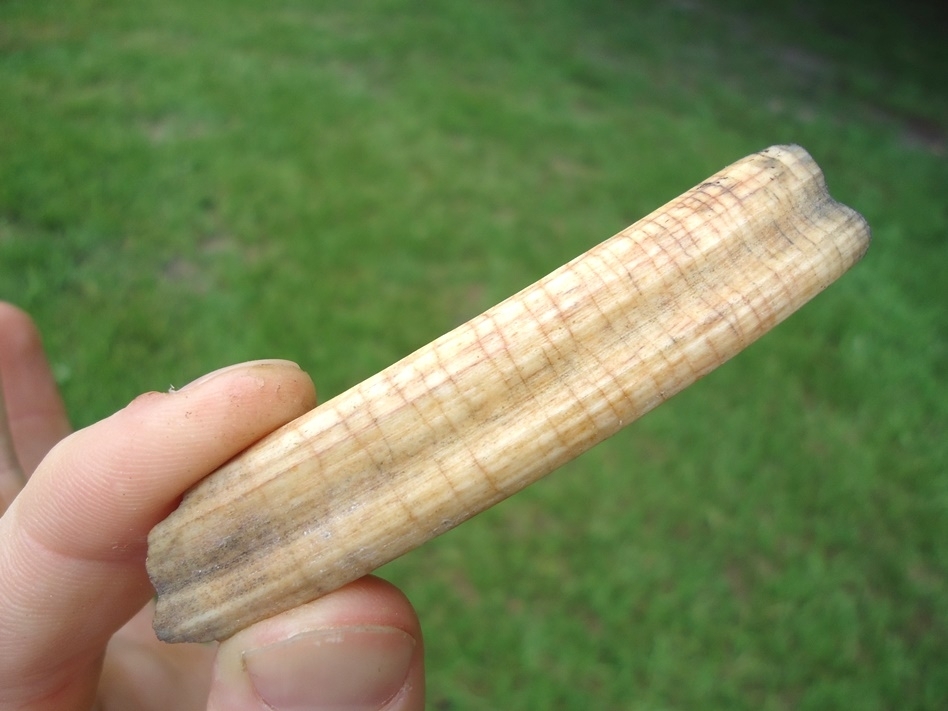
[{"left": 147, "top": 144, "right": 870, "bottom": 643}]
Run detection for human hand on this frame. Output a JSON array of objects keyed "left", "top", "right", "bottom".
[{"left": 0, "top": 303, "right": 425, "bottom": 711}]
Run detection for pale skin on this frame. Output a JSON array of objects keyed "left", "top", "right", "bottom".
[{"left": 0, "top": 302, "right": 425, "bottom": 711}]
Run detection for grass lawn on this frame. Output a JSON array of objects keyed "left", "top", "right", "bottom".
[{"left": 1, "top": 0, "right": 945, "bottom": 708}]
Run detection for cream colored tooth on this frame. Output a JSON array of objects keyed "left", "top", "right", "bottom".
[{"left": 147, "top": 144, "right": 870, "bottom": 643}]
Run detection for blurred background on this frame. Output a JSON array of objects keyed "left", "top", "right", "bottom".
[{"left": 1, "top": 0, "right": 945, "bottom": 708}]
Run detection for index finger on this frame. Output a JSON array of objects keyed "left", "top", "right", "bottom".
[{"left": 0, "top": 359, "right": 316, "bottom": 711}]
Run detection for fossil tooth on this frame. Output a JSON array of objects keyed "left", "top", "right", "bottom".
[{"left": 147, "top": 145, "right": 870, "bottom": 643}]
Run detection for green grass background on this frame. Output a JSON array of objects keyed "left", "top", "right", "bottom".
[{"left": 2, "top": 0, "right": 945, "bottom": 708}]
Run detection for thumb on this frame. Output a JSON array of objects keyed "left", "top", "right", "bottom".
[
  {"left": 0, "top": 359, "right": 316, "bottom": 710},
  {"left": 208, "top": 576, "right": 425, "bottom": 711}
]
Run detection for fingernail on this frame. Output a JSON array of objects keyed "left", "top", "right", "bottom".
[
  {"left": 179, "top": 359, "right": 300, "bottom": 391},
  {"left": 243, "top": 626, "right": 416, "bottom": 711}
]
